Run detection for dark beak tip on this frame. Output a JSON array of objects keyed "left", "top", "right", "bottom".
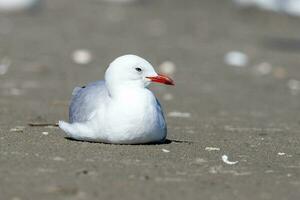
[
  {"left": 168, "top": 79, "right": 175, "bottom": 86},
  {"left": 147, "top": 74, "right": 175, "bottom": 86},
  {"left": 167, "top": 81, "right": 175, "bottom": 86}
]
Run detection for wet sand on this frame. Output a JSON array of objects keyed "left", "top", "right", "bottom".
[{"left": 1, "top": 0, "right": 300, "bottom": 199}]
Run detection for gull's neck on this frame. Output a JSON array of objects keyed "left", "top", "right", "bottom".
[{"left": 106, "top": 81, "right": 147, "bottom": 99}]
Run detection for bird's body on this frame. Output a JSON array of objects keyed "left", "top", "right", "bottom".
[{"left": 59, "top": 55, "right": 174, "bottom": 144}]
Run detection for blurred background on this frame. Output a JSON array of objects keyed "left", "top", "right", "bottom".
[{"left": 1, "top": 0, "right": 300, "bottom": 200}]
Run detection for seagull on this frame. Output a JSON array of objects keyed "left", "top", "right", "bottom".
[{"left": 59, "top": 55, "right": 174, "bottom": 144}]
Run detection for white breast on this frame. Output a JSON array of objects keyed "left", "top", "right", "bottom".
[{"left": 94, "top": 88, "right": 166, "bottom": 143}]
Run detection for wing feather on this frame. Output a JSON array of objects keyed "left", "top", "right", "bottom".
[{"left": 69, "top": 80, "right": 110, "bottom": 123}]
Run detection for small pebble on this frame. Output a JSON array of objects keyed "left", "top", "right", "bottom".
[
  {"left": 224, "top": 51, "right": 248, "bottom": 67},
  {"left": 194, "top": 158, "right": 207, "bottom": 163},
  {"left": 42, "top": 131, "right": 49, "bottom": 135},
  {"left": 222, "top": 155, "right": 239, "bottom": 165},
  {"left": 159, "top": 61, "right": 176, "bottom": 75},
  {"left": 72, "top": 49, "right": 92, "bottom": 65},
  {"left": 265, "top": 169, "right": 274, "bottom": 173},
  {"left": 253, "top": 62, "right": 272, "bottom": 75},
  {"left": 287, "top": 79, "right": 300, "bottom": 95},
  {"left": 163, "top": 93, "right": 173, "bottom": 101},
  {"left": 205, "top": 147, "right": 220, "bottom": 151},
  {"left": 53, "top": 156, "right": 65, "bottom": 161},
  {"left": 0, "top": 57, "right": 10, "bottom": 75},
  {"left": 9, "top": 126, "right": 25, "bottom": 132},
  {"left": 168, "top": 111, "right": 191, "bottom": 118},
  {"left": 162, "top": 148, "right": 170, "bottom": 153},
  {"left": 11, "top": 197, "right": 21, "bottom": 200},
  {"left": 9, "top": 88, "right": 22, "bottom": 96}
]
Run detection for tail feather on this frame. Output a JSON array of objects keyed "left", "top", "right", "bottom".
[
  {"left": 58, "top": 121, "right": 74, "bottom": 137},
  {"left": 58, "top": 120, "right": 95, "bottom": 141}
]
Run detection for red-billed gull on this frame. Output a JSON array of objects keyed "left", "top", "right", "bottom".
[{"left": 59, "top": 55, "right": 174, "bottom": 144}]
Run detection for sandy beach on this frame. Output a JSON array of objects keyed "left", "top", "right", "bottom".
[{"left": 1, "top": 0, "right": 300, "bottom": 199}]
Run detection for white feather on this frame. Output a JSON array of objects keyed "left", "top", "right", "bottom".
[{"left": 59, "top": 55, "right": 168, "bottom": 144}]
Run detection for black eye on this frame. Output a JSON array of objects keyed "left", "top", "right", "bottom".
[{"left": 135, "top": 67, "right": 142, "bottom": 72}]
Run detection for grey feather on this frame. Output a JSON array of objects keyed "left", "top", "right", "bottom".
[
  {"left": 69, "top": 80, "right": 110, "bottom": 123},
  {"left": 155, "top": 98, "right": 167, "bottom": 137},
  {"left": 72, "top": 87, "right": 83, "bottom": 96}
]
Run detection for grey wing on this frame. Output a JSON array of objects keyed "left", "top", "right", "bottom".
[
  {"left": 69, "top": 80, "right": 110, "bottom": 123},
  {"left": 155, "top": 98, "right": 167, "bottom": 131}
]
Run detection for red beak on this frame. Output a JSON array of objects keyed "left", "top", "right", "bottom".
[{"left": 146, "top": 73, "right": 175, "bottom": 85}]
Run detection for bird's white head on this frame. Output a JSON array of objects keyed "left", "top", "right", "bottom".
[{"left": 105, "top": 55, "right": 174, "bottom": 95}]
